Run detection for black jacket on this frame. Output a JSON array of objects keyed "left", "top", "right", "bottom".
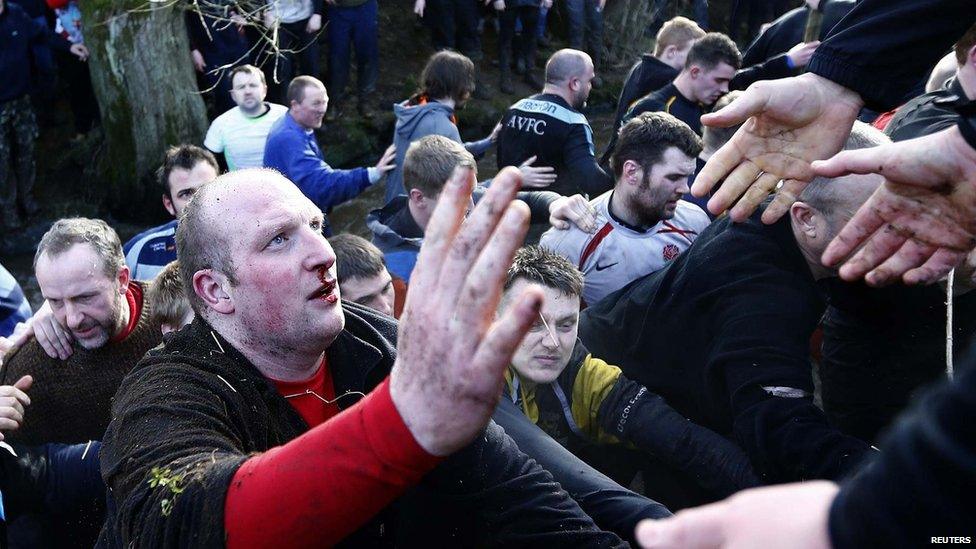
[
  {"left": 610, "top": 55, "right": 679, "bottom": 139},
  {"left": 829, "top": 345, "right": 976, "bottom": 548},
  {"left": 578, "top": 206, "right": 873, "bottom": 483},
  {"left": 807, "top": 0, "right": 975, "bottom": 112},
  {"left": 497, "top": 93, "right": 613, "bottom": 197},
  {"left": 97, "top": 303, "right": 624, "bottom": 548},
  {"left": 624, "top": 82, "right": 704, "bottom": 135},
  {"left": 885, "top": 76, "right": 969, "bottom": 142},
  {"left": 742, "top": 0, "right": 855, "bottom": 68}
]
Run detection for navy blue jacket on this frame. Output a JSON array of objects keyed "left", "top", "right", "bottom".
[{"left": 0, "top": 2, "right": 52, "bottom": 103}]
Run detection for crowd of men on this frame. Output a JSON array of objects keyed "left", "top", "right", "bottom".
[{"left": 1, "top": 0, "right": 975, "bottom": 547}]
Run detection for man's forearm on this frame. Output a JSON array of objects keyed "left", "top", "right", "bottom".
[{"left": 224, "top": 378, "right": 441, "bottom": 548}]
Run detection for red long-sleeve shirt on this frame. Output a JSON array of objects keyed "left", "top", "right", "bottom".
[{"left": 224, "top": 361, "right": 441, "bottom": 548}]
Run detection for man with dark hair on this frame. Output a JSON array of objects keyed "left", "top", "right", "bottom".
[
  {"left": 499, "top": 246, "right": 758, "bottom": 501},
  {"left": 263, "top": 75, "right": 395, "bottom": 227},
  {"left": 580, "top": 125, "right": 886, "bottom": 487},
  {"left": 369, "top": 134, "right": 597, "bottom": 283},
  {"left": 385, "top": 50, "right": 495, "bottom": 202},
  {"left": 1, "top": 218, "right": 162, "bottom": 445},
  {"left": 541, "top": 112, "right": 708, "bottom": 305},
  {"left": 204, "top": 65, "right": 287, "bottom": 171},
  {"left": 624, "top": 33, "right": 741, "bottom": 135},
  {"left": 123, "top": 145, "right": 218, "bottom": 281},
  {"left": 496, "top": 49, "right": 612, "bottom": 197},
  {"left": 610, "top": 17, "right": 706, "bottom": 144},
  {"left": 98, "top": 166, "right": 626, "bottom": 547},
  {"left": 329, "top": 234, "right": 397, "bottom": 317}
]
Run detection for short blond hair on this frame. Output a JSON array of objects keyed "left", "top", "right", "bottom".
[
  {"left": 654, "top": 16, "right": 706, "bottom": 57},
  {"left": 148, "top": 261, "right": 192, "bottom": 329}
]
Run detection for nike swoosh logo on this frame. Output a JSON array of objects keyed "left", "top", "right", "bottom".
[{"left": 595, "top": 262, "right": 618, "bottom": 271}]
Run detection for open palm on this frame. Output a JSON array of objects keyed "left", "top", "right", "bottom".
[
  {"left": 693, "top": 73, "right": 862, "bottom": 224},
  {"left": 817, "top": 125, "right": 976, "bottom": 286}
]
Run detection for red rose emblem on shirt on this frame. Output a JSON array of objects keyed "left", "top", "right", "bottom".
[{"left": 662, "top": 243, "right": 680, "bottom": 261}]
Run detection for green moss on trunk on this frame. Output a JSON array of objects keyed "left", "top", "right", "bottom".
[{"left": 81, "top": 0, "right": 208, "bottom": 220}]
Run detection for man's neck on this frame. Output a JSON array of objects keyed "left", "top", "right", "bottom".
[
  {"left": 671, "top": 72, "right": 697, "bottom": 103},
  {"left": 432, "top": 96, "right": 455, "bottom": 109},
  {"left": 608, "top": 188, "right": 659, "bottom": 229},
  {"left": 791, "top": 224, "right": 835, "bottom": 280},
  {"left": 541, "top": 85, "right": 573, "bottom": 107},
  {"left": 406, "top": 200, "right": 428, "bottom": 233},
  {"left": 215, "top": 320, "right": 329, "bottom": 382},
  {"left": 289, "top": 111, "right": 312, "bottom": 132},
  {"left": 654, "top": 54, "right": 682, "bottom": 72},
  {"left": 112, "top": 292, "right": 132, "bottom": 340},
  {"left": 241, "top": 102, "right": 269, "bottom": 118},
  {"left": 957, "top": 67, "right": 976, "bottom": 100}
]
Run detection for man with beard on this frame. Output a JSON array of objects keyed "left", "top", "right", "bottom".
[
  {"left": 0, "top": 218, "right": 161, "bottom": 445},
  {"left": 579, "top": 124, "right": 886, "bottom": 490},
  {"left": 541, "top": 112, "right": 709, "bottom": 306},
  {"left": 496, "top": 49, "right": 612, "bottom": 197}
]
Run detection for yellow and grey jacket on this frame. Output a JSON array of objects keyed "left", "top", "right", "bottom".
[{"left": 504, "top": 339, "right": 762, "bottom": 497}]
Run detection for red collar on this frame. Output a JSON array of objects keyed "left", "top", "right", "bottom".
[{"left": 109, "top": 282, "right": 143, "bottom": 344}]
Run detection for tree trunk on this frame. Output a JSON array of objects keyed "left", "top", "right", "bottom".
[{"left": 82, "top": 0, "right": 208, "bottom": 220}]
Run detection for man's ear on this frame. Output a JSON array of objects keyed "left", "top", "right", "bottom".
[
  {"left": 193, "top": 269, "right": 234, "bottom": 315},
  {"left": 689, "top": 65, "right": 701, "bottom": 79},
  {"left": 408, "top": 188, "right": 426, "bottom": 206},
  {"left": 790, "top": 201, "right": 819, "bottom": 239},
  {"left": 162, "top": 194, "right": 176, "bottom": 217},
  {"left": 967, "top": 43, "right": 976, "bottom": 68},
  {"left": 117, "top": 265, "right": 131, "bottom": 294},
  {"left": 622, "top": 160, "right": 642, "bottom": 186}
]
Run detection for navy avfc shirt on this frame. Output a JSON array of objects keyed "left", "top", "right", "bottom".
[{"left": 123, "top": 219, "right": 178, "bottom": 282}]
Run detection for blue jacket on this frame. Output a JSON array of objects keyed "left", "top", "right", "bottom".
[
  {"left": 385, "top": 99, "right": 492, "bottom": 203},
  {"left": 123, "top": 220, "right": 178, "bottom": 282},
  {"left": 0, "top": 2, "right": 52, "bottom": 103},
  {"left": 263, "top": 113, "right": 371, "bottom": 211}
]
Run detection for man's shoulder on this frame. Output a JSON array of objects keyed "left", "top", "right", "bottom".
[
  {"left": 124, "top": 220, "right": 178, "bottom": 253},
  {"left": 672, "top": 200, "right": 710, "bottom": 232},
  {"left": 509, "top": 94, "right": 589, "bottom": 126}
]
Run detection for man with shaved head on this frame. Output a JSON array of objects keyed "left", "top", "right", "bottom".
[
  {"left": 97, "top": 167, "right": 625, "bottom": 547},
  {"left": 496, "top": 48, "right": 612, "bottom": 197},
  {"left": 579, "top": 124, "right": 886, "bottom": 498}
]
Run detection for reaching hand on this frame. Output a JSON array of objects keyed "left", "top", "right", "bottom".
[
  {"left": 374, "top": 144, "right": 397, "bottom": 174},
  {"left": 191, "top": 49, "right": 206, "bottom": 73},
  {"left": 0, "top": 375, "right": 33, "bottom": 440},
  {"left": 29, "top": 301, "right": 75, "bottom": 360},
  {"left": 489, "top": 122, "right": 502, "bottom": 144},
  {"left": 491, "top": 0, "right": 505, "bottom": 11},
  {"left": 413, "top": 0, "right": 425, "bottom": 16},
  {"left": 693, "top": 73, "right": 862, "bottom": 224},
  {"left": 389, "top": 166, "right": 541, "bottom": 456},
  {"left": 635, "top": 481, "right": 837, "bottom": 549},
  {"left": 549, "top": 194, "right": 598, "bottom": 233},
  {"left": 70, "top": 43, "right": 90, "bottom": 61},
  {"left": 305, "top": 13, "right": 322, "bottom": 33},
  {"left": 816, "top": 125, "right": 976, "bottom": 286},
  {"left": 785, "top": 41, "right": 820, "bottom": 68},
  {"left": 517, "top": 155, "right": 557, "bottom": 189}
]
